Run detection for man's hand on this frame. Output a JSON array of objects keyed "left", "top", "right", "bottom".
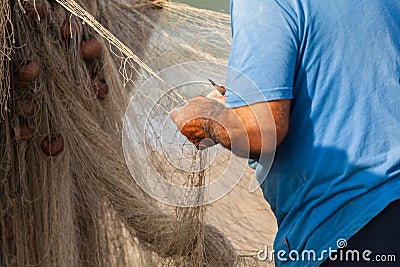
[
  {"left": 171, "top": 96, "right": 227, "bottom": 149},
  {"left": 171, "top": 94, "right": 290, "bottom": 158}
]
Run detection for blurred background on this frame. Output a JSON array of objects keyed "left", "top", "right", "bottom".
[{"left": 173, "top": 0, "right": 231, "bottom": 13}]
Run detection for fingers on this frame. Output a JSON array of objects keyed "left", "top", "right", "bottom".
[
  {"left": 177, "top": 118, "right": 210, "bottom": 149},
  {"left": 170, "top": 96, "right": 225, "bottom": 149},
  {"left": 171, "top": 95, "right": 224, "bottom": 125},
  {"left": 171, "top": 97, "right": 204, "bottom": 125}
]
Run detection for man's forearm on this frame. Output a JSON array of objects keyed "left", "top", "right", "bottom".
[{"left": 204, "top": 103, "right": 276, "bottom": 159}]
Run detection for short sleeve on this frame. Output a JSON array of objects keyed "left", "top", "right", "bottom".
[{"left": 226, "top": 0, "right": 300, "bottom": 108}]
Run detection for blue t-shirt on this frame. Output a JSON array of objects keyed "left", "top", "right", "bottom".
[{"left": 226, "top": 0, "right": 400, "bottom": 266}]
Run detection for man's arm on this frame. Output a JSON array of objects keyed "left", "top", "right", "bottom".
[{"left": 171, "top": 97, "right": 290, "bottom": 158}]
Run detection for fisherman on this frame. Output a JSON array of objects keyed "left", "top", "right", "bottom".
[{"left": 172, "top": 0, "right": 400, "bottom": 266}]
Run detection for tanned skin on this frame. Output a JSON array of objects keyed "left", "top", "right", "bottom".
[{"left": 171, "top": 92, "right": 290, "bottom": 158}]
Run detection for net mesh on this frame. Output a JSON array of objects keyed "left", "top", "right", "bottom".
[
  {"left": 0, "top": 1, "right": 12, "bottom": 120},
  {"left": 0, "top": 0, "right": 276, "bottom": 266}
]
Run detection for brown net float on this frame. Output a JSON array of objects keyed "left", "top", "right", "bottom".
[
  {"left": 23, "top": 0, "right": 48, "bottom": 20},
  {"left": 80, "top": 38, "right": 103, "bottom": 60},
  {"left": 15, "top": 59, "right": 41, "bottom": 84},
  {"left": 16, "top": 121, "right": 34, "bottom": 141},
  {"left": 41, "top": 133, "right": 64, "bottom": 156}
]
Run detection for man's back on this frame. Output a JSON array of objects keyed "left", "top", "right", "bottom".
[{"left": 226, "top": 0, "right": 400, "bottom": 265}]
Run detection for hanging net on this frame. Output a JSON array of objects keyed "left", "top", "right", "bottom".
[{"left": 0, "top": 0, "right": 276, "bottom": 266}]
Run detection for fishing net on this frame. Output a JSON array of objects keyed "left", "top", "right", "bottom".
[
  {"left": 0, "top": 1, "right": 12, "bottom": 120},
  {"left": 0, "top": 0, "right": 276, "bottom": 266}
]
